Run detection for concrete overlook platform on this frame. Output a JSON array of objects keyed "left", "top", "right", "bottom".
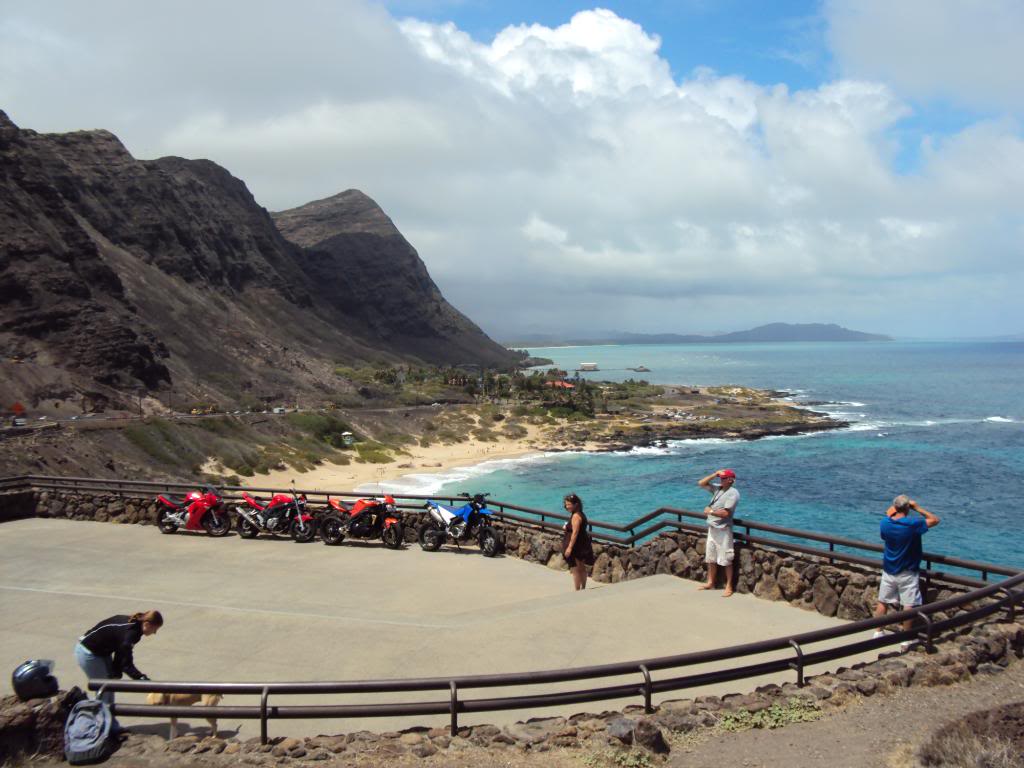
[{"left": 0, "top": 518, "right": 881, "bottom": 739}]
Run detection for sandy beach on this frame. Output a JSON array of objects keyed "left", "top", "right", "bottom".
[{"left": 238, "top": 424, "right": 553, "bottom": 495}]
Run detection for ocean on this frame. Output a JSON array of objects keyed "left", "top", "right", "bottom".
[{"left": 398, "top": 341, "right": 1024, "bottom": 570}]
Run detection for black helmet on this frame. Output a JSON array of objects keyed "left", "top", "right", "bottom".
[{"left": 12, "top": 659, "right": 59, "bottom": 701}]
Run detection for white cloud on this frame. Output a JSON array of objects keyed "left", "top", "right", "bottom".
[
  {"left": 825, "top": 0, "right": 1024, "bottom": 114},
  {"left": 0, "top": 1, "right": 1022, "bottom": 338}
]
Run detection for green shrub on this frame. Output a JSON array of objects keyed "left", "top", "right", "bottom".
[
  {"left": 285, "top": 412, "right": 356, "bottom": 448},
  {"left": 716, "top": 699, "right": 823, "bottom": 732}
]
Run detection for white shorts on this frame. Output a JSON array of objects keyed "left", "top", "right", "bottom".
[
  {"left": 878, "top": 570, "right": 922, "bottom": 607},
  {"left": 705, "top": 526, "right": 734, "bottom": 566}
]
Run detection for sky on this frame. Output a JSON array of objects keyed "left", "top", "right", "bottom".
[{"left": 1, "top": 0, "right": 1022, "bottom": 340}]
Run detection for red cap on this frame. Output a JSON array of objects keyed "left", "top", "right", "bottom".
[{"left": 718, "top": 469, "right": 736, "bottom": 479}]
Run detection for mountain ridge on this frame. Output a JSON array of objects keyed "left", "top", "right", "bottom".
[
  {"left": 504, "top": 323, "right": 891, "bottom": 347},
  {"left": 0, "top": 110, "right": 518, "bottom": 412}
]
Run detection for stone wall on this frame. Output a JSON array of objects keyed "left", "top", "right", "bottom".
[{"left": 495, "top": 522, "right": 974, "bottom": 622}]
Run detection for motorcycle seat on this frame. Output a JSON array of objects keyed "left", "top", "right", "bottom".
[
  {"left": 157, "top": 495, "right": 186, "bottom": 509},
  {"left": 241, "top": 492, "right": 266, "bottom": 510}
]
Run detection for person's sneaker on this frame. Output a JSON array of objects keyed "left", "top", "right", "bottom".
[{"left": 871, "top": 630, "right": 890, "bottom": 640}]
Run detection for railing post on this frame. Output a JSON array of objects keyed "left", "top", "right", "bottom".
[
  {"left": 638, "top": 664, "right": 653, "bottom": 713},
  {"left": 788, "top": 639, "right": 805, "bottom": 687},
  {"left": 449, "top": 681, "right": 459, "bottom": 737},
  {"left": 997, "top": 587, "right": 1017, "bottom": 623},
  {"left": 828, "top": 541, "right": 835, "bottom": 565},
  {"left": 260, "top": 686, "right": 270, "bottom": 745},
  {"left": 919, "top": 613, "right": 934, "bottom": 654}
]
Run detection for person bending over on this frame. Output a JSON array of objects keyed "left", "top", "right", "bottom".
[{"left": 75, "top": 610, "right": 162, "bottom": 705}]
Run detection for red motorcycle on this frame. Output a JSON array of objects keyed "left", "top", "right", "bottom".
[
  {"left": 234, "top": 488, "right": 317, "bottom": 543},
  {"left": 155, "top": 487, "right": 231, "bottom": 537},
  {"left": 318, "top": 495, "right": 404, "bottom": 548}
]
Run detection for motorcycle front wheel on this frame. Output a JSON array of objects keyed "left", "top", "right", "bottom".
[
  {"left": 479, "top": 526, "right": 502, "bottom": 557},
  {"left": 418, "top": 522, "right": 444, "bottom": 552},
  {"left": 237, "top": 516, "right": 259, "bottom": 539},
  {"left": 382, "top": 522, "right": 404, "bottom": 550},
  {"left": 203, "top": 511, "right": 231, "bottom": 537},
  {"left": 157, "top": 509, "right": 179, "bottom": 534},
  {"left": 319, "top": 515, "right": 346, "bottom": 546},
  {"left": 290, "top": 518, "right": 317, "bottom": 543}
]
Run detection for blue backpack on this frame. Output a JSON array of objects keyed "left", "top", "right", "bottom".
[{"left": 64, "top": 699, "right": 115, "bottom": 765}]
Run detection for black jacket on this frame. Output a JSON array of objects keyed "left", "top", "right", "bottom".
[{"left": 79, "top": 615, "right": 146, "bottom": 679}]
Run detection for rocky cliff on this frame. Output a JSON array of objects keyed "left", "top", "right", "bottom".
[
  {"left": 274, "top": 190, "right": 502, "bottom": 366},
  {"left": 0, "top": 111, "right": 517, "bottom": 410}
]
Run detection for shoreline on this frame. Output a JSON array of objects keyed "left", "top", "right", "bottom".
[
  {"left": 239, "top": 424, "right": 561, "bottom": 495},
  {"left": 239, "top": 388, "right": 846, "bottom": 495}
]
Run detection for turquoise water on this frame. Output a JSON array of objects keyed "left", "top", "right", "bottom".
[{"left": 398, "top": 342, "right": 1024, "bottom": 569}]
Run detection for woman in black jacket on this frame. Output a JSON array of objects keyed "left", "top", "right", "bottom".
[{"left": 74, "top": 610, "right": 162, "bottom": 704}]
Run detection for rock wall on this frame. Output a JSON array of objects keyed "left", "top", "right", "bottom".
[{"left": 495, "top": 523, "right": 974, "bottom": 622}]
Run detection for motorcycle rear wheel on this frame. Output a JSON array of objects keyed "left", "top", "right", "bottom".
[
  {"left": 203, "top": 512, "right": 231, "bottom": 537},
  {"left": 290, "top": 518, "right": 317, "bottom": 543},
  {"left": 157, "top": 509, "right": 179, "bottom": 534},
  {"left": 479, "top": 526, "right": 502, "bottom": 557},
  {"left": 382, "top": 522, "right": 404, "bottom": 549},
  {"left": 319, "top": 515, "right": 346, "bottom": 545},
  {"left": 237, "top": 516, "right": 259, "bottom": 539},
  {"left": 418, "top": 522, "right": 444, "bottom": 552}
]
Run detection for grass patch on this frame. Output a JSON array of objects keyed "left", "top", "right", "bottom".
[
  {"left": 716, "top": 699, "right": 823, "bottom": 732},
  {"left": 286, "top": 412, "right": 357, "bottom": 448},
  {"left": 354, "top": 441, "right": 393, "bottom": 464}
]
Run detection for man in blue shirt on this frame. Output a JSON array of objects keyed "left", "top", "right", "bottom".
[{"left": 873, "top": 494, "right": 940, "bottom": 644}]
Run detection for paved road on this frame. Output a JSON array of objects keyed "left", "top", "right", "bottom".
[{"left": 0, "top": 518, "right": 880, "bottom": 740}]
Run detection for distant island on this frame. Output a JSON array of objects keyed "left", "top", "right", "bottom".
[{"left": 503, "top": 323, "right": 891, "bottom": 347}]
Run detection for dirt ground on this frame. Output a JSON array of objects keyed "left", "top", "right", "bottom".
[{"left": 665, "top": 661, "right": 1024, "bottom": 768}]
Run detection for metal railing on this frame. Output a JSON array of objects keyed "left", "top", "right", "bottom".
[
  {"left": 4, "top": 474, "right": 1022, "bottom": 740},
  {"left": 88, "top": 572, "right": 1024, "bottom": 742},
  {"left": 8, "top": 474, "right": 1016, "bottom": 588}
]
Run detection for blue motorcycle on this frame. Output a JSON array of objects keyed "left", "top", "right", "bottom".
[{"left": 419, "top": 492, "right": 504, "bottom": 557}]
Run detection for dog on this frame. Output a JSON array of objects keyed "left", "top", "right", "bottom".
[{"left": 146, "top": 692, "right": 223, "bottom": 740}]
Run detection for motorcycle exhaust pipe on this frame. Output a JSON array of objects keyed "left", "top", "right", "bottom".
[{"left": 235, "top": 506, "right": 260, "bottom": 526}]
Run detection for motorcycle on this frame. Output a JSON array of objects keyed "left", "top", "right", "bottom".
[
  {"left": 234, "top": 486, "right": 317, "bottom": 543},
  {"left": 419, "top": 492, "right": 504, "bottom": 557},
  {"left": 318, "top": 495, "right": 404, "bottom": 549},
  {"left": 155, "top": 486, "right": 231, "bottom": 537}
]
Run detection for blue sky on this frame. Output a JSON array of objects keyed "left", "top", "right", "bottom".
[
  {"left": 390, "top": 0, "right": 831, "bottom": 88},
  {"left": 1, "top": 0, "right": 1023, "bottom": 337}
]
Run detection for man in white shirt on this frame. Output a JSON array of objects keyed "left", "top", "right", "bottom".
[{"left": 697, "top": 468, "right": 740, "bottom": 597}]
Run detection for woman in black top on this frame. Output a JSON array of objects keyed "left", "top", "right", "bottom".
[
  {"left": 74, "top": 610, "right": 162, "bottom": 704},
  {"left": 562, "top": 493, "right": 595, "bottom": 591}
]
